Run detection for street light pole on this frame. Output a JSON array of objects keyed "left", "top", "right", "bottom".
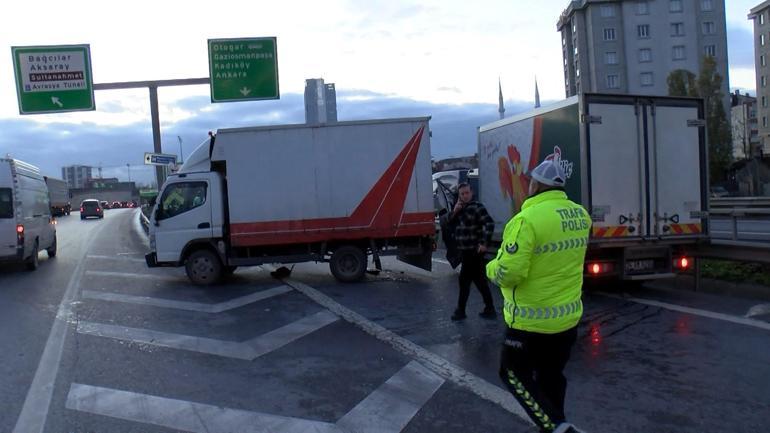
[
  {"left": 178, "top": 135, "right": 184, "bottom": 164},
  {"left": 127, "top": 163, "right": 131, "bottom": 182}
]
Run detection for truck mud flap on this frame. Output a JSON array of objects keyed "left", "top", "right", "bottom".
[
  {"left": 397, "top": 242, "right": 433, "bottom": 272},
  {"left": 145, "top": 252, "right": 159, "bottom": 268}
]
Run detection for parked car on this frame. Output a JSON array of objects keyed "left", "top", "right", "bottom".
[
  {"left": 100, "top": 200, "right": 110, "bottom": 209},
  {"left": 710, "top": 186, "right": 730, "bottom": 198},
  {"left": 0, "top": 158, "right": 57, "bottom": 270},
  {"left": 111, "top": 201, "right": 122, "bottom": 209},
  {"left": 81, "top": 199, "right": 104, "bottom": 219}
]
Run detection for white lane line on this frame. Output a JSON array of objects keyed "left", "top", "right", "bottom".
[
  {"left": 66, "top": 361, "right": 443, "bottom": 433},
  {"left": 13, "top": 221, "right": 106, "bottom": 433},
  {"left": 65, "top": 383, "right": 340, "bottom": 433},
  {"left": 87, "top": 255, "right": 146, "bottom": 263},
  {"left": 85, "top": 270, "right": 182, "bottom": 282},
  {"left": 76, "top": 311, "right": 339, "bottom": 360},
  {"left": 431, "top": 258, "right": 451, "bottom": 266},
  {"left": 77, "top": 321, "right": 255, "bottom": 359},
  {"left": 281, "top": 277, "right": 533, "bottom": 425},
  {"left": 746, "top": 304, "right": 770, "bottom": 318},
  {"left": 81, "top": 285, "right": 293, "bottom": 313},
  {"left": 599, "top": 293, "right": 770, "bottom": 332},
  {"left": 337, "top": 361, "right": 444, "bottom": 433}
]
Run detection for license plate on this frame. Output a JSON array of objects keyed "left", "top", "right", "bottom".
[{"left": 625, "top": 259, "right": 655, "bottom": 272}]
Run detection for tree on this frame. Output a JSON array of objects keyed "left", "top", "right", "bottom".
[
  {"left": 667, "top": 57, "right": 732, "bottom": 183},
  {"left": 667, "top": 69, "right": 698, "bottom": 97}
]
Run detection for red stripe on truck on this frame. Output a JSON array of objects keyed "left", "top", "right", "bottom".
[{"left": 230, "top": 127, "right": 432, "bottom": 247}]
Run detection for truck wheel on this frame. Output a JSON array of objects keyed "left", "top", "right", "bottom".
[
  {"left": 185, "top": 249, "right": 222, "bottom": 285},
  {"left": 330, "top": 245, "right": 367, "bottom": 283},
  {"left": 47, "top": 236, "right": 57, "bottom": 258},
  {"left": 26, "top": 241, "right": 39, "bottom": 271}
]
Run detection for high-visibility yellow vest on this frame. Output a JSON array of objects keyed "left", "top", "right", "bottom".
[{"left": 486, "top": 189, "right": 591, "bottom": 334}]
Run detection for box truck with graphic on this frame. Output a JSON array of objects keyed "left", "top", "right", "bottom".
[
  {"left": 146, "top": 117, "right": 436, "bottom": 284},
  {"left": 44, "top": 176, "right": 71, "bottom": 216},
  {"left": 476, "top": 94, "right": 708, "bottom": 280}
]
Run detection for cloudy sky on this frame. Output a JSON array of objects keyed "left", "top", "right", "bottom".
[{"left": 0, "top": 0, "right": 760, "bottom": 185}]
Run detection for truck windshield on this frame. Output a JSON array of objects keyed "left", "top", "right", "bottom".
[
  {"left": 0, "top": 188, "right": 12, "bottom": 218},
  {"left": 159, "top": 182, "right": 207, "bottom": 219}
]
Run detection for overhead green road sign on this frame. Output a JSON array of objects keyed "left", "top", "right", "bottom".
[
  {"left": 12, "top": 44, "right": 95, "bottom": 114},
  {"left": 208, "top": 37, "right": 279, "bottom": 103}
]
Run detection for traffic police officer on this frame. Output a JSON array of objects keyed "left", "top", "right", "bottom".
[{"left": 486, "top": 158, "right": 591, "bottom": 433}]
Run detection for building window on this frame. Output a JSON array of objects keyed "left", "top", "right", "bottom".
[
  {"left": 576, "top": 67, "right": 580, "bottom": 77},
  {"left": 607, "top": 74, "right": 620, "bottom": 89},
  {"left": 573, "top": 20, "right": 577, "bottom": 33},
  {"left": 637, "top": 0, "right": 649, "bottom": 15},
  {"left": 704, "top": 45, "right": 716, "bottom": 57},
  {"left": 701, "top": 0, "right": 713, "bottom": 11},
  {"left": 562, "top": 35, "right": 566, "bottom": 46},
  {"left": 604, "top": 28, "right": 617, "bottom": 41},
  {"left": 640, "top": 72, "right": 654, "bottom": 87},
  {"left": 600, "top": 4, "right": 616, "bottom": 18},
  {"left": 672, "top": 45, "right": 686, "bottom": 60},
  {"left": 639, "top": 48, "right": 653, "bottom": 62},
  {"left": 763, "top": 55, "right": 767, "bottom": 67},
  {"left": 764, "top": 117, "right": 768, "bottom": 128},
  {"left": 638, "top": 24, "right": 650, "bottom": 38},
  {"left": 605, "top": 51, "right": 619, "bottom": 65},
  {"left": 702, "top": 22, "right": 715, "bottom": 35},
  {"left": 671, "top": 23, "right": 685, "bottom": 36},
  {"left": 763, "top": 76, "right": 767, "bottom": 87},
  {"left": 763, "top": 96, "right": 767, "bottom": 107},
  {"left": 762, "top": 34, "right": 766, "bottom": 46},
  {"left": 762, "top": 13, "right": 766, "bottom": 26},
  {"left": 574, "top": 46, "right": 579, "bottom": 56},
  {"left": 670, "top": 0, "right": 683, "bottom": 12}
]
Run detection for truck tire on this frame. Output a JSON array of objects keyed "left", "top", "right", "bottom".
[
  {"left": 185, "top": 249, "right": 222, "bottom": 285},
  {"left": 26, "top": 241, "right": 39, "bottom": 271},
  {"left": 330, "top": 245, "right": 367, "bottom": 283},
  {"left": 46, "top": 236, "right": 57, "bottom": 258}
]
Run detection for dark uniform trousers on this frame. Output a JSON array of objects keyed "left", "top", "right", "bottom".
[
  {"left": 457, "top": 250, "right": 495, "bottom": 312},
  {"left": 499, "top": 326, "right": 578, "bottom": 433}
]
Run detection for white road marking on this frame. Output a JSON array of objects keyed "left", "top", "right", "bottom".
[
  {"left": 280, "top": 277, "right": 533, "bottom": 425},
  {"left": 337, "top": 361, "right": 444, "bottom": 433},
  {"left": 87, "top": 254, "right": 146, "bottom": 263},
  {"left": 745, "top": 303, "right": 770, "bottom": 319},
  {"left": 13, "top": 222, "right": 106, "bottom": 433},
  {"left": 432, "top": 258, "right": 451, "bottom": 266},
  {"left": 81, "top": 285, "right": 293, "bottom": 313},
  {"left": 84, "top": 270, "right": 181, "bottom": 282},
  {"left": 77, "top": 311, "right": 339, "bottom": 360},
  {"left": 599, "top": 293, "right": 770, "bottom": 332},
  {"left": 66, "top": 361, "right": 443, "bottom": 433},
  {"left": 66, "top": 383, "right": 340, "bottom": 433}
]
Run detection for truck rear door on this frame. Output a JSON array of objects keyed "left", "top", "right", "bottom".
[
  {"left": 585, "top": 97, "right": 646, "bottom": 240},
  {"left": 648, "top": 101, "right": 708, "bottom": 239}
]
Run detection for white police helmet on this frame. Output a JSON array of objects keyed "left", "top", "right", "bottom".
[{"left": 529, "top": 159, "right": 566, "bottom": 187}]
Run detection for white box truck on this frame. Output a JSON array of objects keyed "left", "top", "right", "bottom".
[
  {"left": 0, "top": 159, "right": 57, "bottom": 270},
  {"left": 44, "top": 176, "right": 71, "bottom": 216},
  {"left": 146, "top": 117, "right": 436, "bottom": 284},
  {"left": 475, "top": 94, "right": 708, "bottom": 280}
]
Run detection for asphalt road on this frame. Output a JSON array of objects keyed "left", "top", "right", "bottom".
[{"left": 2, "top": 208, "right": 769, "bottom": 433}]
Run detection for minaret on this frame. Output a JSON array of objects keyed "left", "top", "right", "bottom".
[{"left": 498, "top": 78, "right": 505, "bottom": 120}]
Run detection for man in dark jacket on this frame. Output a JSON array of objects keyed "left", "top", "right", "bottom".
[{"left": 449, "top": 183, "right": 496, "bottom": 321}]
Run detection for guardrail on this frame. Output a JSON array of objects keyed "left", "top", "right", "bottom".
[{"left": 710, "top": 197, "right": 770, "bottom": 209}]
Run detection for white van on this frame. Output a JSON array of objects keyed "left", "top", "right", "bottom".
[{"left": 0, "top": 159, "right": 57, "bottom": 270}]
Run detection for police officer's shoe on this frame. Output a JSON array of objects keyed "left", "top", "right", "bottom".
[
  {"left": 478, "top": 307, "right": 497, "bottom": 319},
  {"left": 451, "top": 309, "right": 467, "bottom": 321}
]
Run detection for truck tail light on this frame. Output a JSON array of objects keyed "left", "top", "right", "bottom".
[
  {"left": 80, "top": 207, "right": 84, "bottom": 213},
  {"left": 16, "top": 224, "right": 24, "bottom": 245},
  {"left": 673, "top": 257, "right": 691, "bottom": 270},
  {"left": 16, "top": 224, "right": 24, "bottom": 234},
  {"left": 586, "top": 262, "right": 613, "bottom": 276}
]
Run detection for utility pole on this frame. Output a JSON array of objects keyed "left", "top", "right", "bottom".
[
  {"left": 127, "top": 163, "right": 131, "bottom": 182},
  {"left": 178, "top": 135, "right": 184, "bottom": 164}
]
